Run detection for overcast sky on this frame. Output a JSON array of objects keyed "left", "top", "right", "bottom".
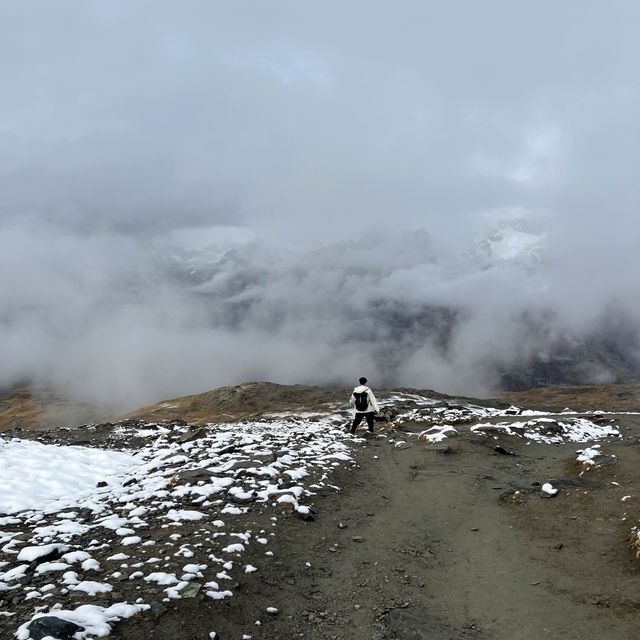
[
  {"left": 2, "top": 2, "right": 640, "bottom": 407},
  {"left": 2, "top": 1, "right": 639, "bottom": 241}
]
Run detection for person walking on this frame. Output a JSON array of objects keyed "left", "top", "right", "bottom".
[{"left": 349, "top": 377, "right": 380, "bottom": 434}]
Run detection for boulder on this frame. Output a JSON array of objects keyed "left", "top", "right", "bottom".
[
  {"left": 177, "top": 427, "right": 209, "bottom": 443},
  {"left": 176, "top": 468, "right": 215, "bottom": 482},
  {"left": 27, "top": 616, "right": 83, "bottom": 640}
]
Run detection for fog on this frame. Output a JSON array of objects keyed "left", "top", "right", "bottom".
[{"left": 2, "top": 2, "right": 640, "bottom": 410}]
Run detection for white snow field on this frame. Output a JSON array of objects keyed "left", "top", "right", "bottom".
[{"left": 0, "top": 439, "right": 138, "bottom": 514}]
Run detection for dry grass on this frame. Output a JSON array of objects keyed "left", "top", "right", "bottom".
[
  {"left": 0, "top": 388, "right": 44, "bottom": 431},
  {"left": 121, "top": 382, "right": 352, "bottom": 424},
  {"left": 0, "top": 387, "right": 113, "bottom": 432}
]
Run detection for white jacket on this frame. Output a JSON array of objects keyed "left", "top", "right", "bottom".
[{"left": 349, "top": 385, "right": 380, "bottom": 413}]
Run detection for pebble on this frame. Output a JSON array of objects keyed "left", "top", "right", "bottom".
[
  {"left": 494, "top": 445, "right": 516, "bottom": 456},
  {"left": 352, "top": 536, "right": 364, "bottom": 543},
  {"left": 180, "top": 582, "right": 201, "bottom": 598}
]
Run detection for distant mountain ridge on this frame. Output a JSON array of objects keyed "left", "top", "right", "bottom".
[{"left": 148, "top": 219, "right": 639, "bottom": 392}]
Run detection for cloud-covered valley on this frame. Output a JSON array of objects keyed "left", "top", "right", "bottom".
[
  {"left": 2, "top": 2, "right": 640, "bottom": 409},
  {"left": 2, "top": 212, "right": 638, "bottom": 411}
]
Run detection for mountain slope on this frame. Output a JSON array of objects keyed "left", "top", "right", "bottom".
[{"left": 2, "top": 384, "right": 640, "bottom": 640}]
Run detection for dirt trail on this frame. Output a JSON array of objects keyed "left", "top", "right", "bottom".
[
  {"left": 226, "top": 428, "right": 640, "bottom": 640},
  {"left": 111, "top": 423, "right": 640, "bottom": 640}
]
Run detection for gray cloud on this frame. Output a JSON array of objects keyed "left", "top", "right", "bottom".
[{"left": 1, "top": 2, "right": 640, "bottom": 408}]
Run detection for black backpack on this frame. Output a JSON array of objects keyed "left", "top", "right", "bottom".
[{"left": 353, "top": 391, "right": 369, "bottom": 411}]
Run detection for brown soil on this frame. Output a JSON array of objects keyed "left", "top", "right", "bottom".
[{"left": 503, "top": 383, "right": 640, "bottom": 413}]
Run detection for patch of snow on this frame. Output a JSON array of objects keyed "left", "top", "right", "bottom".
[
  {"left": 72, "top": 581, "right": 113, "bottom": 596},
  {"left": 17, "top": 544, "right": 69, "bottom": 563},
  {"left": 418, "top": 425, "right": 458, "bottom": 443},
  {"left": 576, "top": 445, "right": 606, "bottom": 466},
  {"left": 15, "top": 602, "right": 149, "bottom": 640},
  {"left": 164, "top": 509, "right": 205, "bottom": 522},
  {"left": 144, "top": 572, "right": 179, "bottom": 585},
  {"left": 0, "top": 439, "right": 137, "bottom": 514}
]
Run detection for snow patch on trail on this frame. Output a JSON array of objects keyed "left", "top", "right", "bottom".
[
  {"left": 393, "top": 398, "right": 510, "bottom": 426},
  {"left": 418, "top": 426, "right": 458, "bottom": 443},
  {"left": 390, "top": 393, "right": 621, "bottom": 445},
  {"left": 469, "top": 417, "right": 620, "bottom": 443},
  {"left": 576, "top": 445, "right": 604, "bottom": 466}
]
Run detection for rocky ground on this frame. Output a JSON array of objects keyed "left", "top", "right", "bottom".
[{"left": 2, "top": 385, "right": 640, "bottom": 639}]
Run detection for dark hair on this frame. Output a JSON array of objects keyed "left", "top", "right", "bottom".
[{"left": 359, "top": 377, "right": 367, "bottom": 385}]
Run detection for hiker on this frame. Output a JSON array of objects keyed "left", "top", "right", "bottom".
[{"left": 349, "top": 377, "right": 380, "bottom": 434}]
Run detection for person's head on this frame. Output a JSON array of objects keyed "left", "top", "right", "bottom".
[{"left": 359, "top": 377, "right": 367, "bottom": 385}]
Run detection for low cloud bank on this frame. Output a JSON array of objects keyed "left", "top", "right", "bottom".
[{"left": 2, "top": 213, "right": 638, "bottom": 412}]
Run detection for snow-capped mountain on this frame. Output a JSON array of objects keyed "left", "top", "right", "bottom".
[{"left": 457, "top": 213, "right": 546, "bottom": 275}]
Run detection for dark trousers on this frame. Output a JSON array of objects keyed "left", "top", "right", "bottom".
[{"left": 351, "top": 412, "right": 375, "bottom": 433}]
